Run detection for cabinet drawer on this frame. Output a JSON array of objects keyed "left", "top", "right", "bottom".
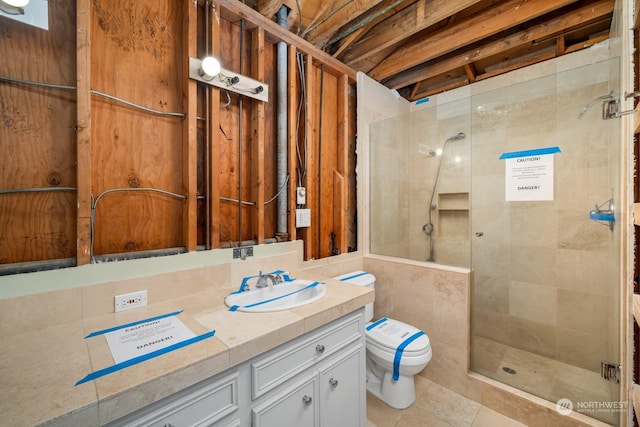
[
  {"left": 251, "top": 373, "right": 318, "bottom": 427},
  {"left": 108, "top": 371, "right": 239, "bottom": 427},
  {"left": 251, "top": 311, "right": 363, "bottom": 399}
]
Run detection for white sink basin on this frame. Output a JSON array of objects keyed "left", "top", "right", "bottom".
[{"left": 225, "top": 279, "right": 327, "bottom": 312}]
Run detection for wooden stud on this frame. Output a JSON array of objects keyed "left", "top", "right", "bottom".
[
  {"left": 556, "top": 35, "right": 566, "bottom": 55},
  {"left": 287, "top": 44, "right": 298, "bottom": 241},
  {"left": 210, "top": 1, "right": 222, "bottom": 248},
  {"left": 77, "top": 0, "right": 92, "bottom": 265},
  {"left": 183, "top": 0, "right": 198, "bottom": 251},
  {"left": 304, "top": 55, "right": 317, "bottom": 260},
  {"left": 251, "top": 27, "right": 266, "bottom": 244},
  {"left": 335, "top": 74, "right": 349, "bottom": 254},
  {"left": 464, "top": 63, "right": 477, "bottom": 83}
]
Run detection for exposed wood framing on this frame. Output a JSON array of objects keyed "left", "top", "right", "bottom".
[
  {"left": 305, "top": 54, "right": 317, "bottom": 260},
  {"left": 339, "top": 0, "right": 484, "bottom": 66},
  {"left": 184, "top": 0, "right": 199, "bottom": 252},
  {"left": 370, "top": 0, "right": 579, "bottom": 81},
  {"left": 385, "top": 0, "right": 614, "bottom": 90},
  {"left": 77, "top": 0, "right": 92, "bottom": 265},
  {"left": 251, "top": 28, "right": 266, "bottom": 244},
  {"left": 216, "top": 0, "right": 357, "bottom": 82},
  {"left": 287, "top": 45, "right": 298, "bottom": 241},
  {"left": 210, "top": 1, "right": 222, "bottom": 248},
  {"left": 335, "top": 74, "right": 349, "bottom": 255}
]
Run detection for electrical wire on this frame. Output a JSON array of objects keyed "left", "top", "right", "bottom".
[
  {"left": 0, "top": 75, "right": 75, "bottom": 90},
  {"left": 300, "top": 0, "right": 353, "bottom": 38},
  {"left": 0, "top": 187, "right": 77, "bottom": 195},
  {"left": 265, "top": 174, "right": 290, "bottom": 205},
  {"left": 90, "top": 187, "right": 187, "bottom": 262},
  {"left": 0, "top": 76, "right": 186, "bottom": 118},
  {"left": 296, "top": 52, "right": 308, "bottom": 187},
  {"left": 90, "top": 90, "right": 185, "bottom": 118}
]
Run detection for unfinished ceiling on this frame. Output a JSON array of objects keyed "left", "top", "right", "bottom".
[{"left": 251, "top": 0, "right": 614, "bottom": 101}]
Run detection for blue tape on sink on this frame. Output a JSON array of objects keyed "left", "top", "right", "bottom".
[
  {"left": 228, "top": 281, "right": 322, "bottom": 312},
  {"left": 392, "top": 331, "right": 425, "bottom": 381}
]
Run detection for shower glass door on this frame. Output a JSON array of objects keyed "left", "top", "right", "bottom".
[{"left": 470, "top": 57, "right": 621, "bottom": 425}]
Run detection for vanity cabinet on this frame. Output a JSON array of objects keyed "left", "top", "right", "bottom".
[
  {"left": 105, "top": 371, "right": 241, "bottom": 427},
  {"left": 107, "top": 309, "right": 365, "bottom": 427},
  {"left": 250, "top": 310, "right": 365, "bottom": 427}
]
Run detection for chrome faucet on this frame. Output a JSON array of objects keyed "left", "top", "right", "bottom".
[{"left": 256, "top": 271, "right": 278, "bottom": 288}]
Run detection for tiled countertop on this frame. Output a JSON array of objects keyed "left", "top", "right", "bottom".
[{"left": 2, "top": 271, "right": 373, "bottom": 427}]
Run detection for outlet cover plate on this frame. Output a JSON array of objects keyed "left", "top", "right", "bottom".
[{"left": 115, "top": 290, "right": 148, "bottom": 312}]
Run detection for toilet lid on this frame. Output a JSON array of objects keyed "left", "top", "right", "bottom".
[{"left": 365, "top": 318, "right": 430, "bottom": 355}]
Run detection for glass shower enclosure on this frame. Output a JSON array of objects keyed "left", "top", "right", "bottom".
[{"left": 369, "top": 56, "right": 621, "bottom": 425}]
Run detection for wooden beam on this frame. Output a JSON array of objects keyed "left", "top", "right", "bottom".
[
  {"left": 556, "top": 35, "right": 566, "bottom": 55},
  {"left": 385, "top": 0, "right": 613, "bottom": 89},
  {"left": 335, "top": 74, "right": 349, "bottom": 254},
  {"left": 475, "top": 51, "right": 557, "bottom": 82},
  {"left": 183, "top": 0, "right": 198, "bottom": 251},
  {"left": 370, "top": 0, "right": 580, "bottom": 81},
  {"left": 339, "top": 0, "right": 484, "bottom": 66},
  {"left": 210, "top": 1, "right": 222, "bottom": 248},
  {"left": 287, "top": 45, "right": 298, "bottom": 241},
  {"left": 76, "top": 0, "right": 92, "bottom": 265},
  {"left": 304, "top": 0, "right": 385, "bottom": 47},
  {"left": 305, "top": 54, "right": 317, "bottom": 260},
  {"left": 564, "top": 33, "right": 610, "bottom": 54},
  {"left": 463, "top": 63, "right": 477, "bottom": 83},
  {"left": 251, "top": 27, "right": 266, "bottom": 244},
  {"left": 216, "top": 0, "right": 357, "bottom": 82}
]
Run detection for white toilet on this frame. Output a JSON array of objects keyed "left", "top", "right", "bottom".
[{"left": 334, "top": 271, "right": 432, "bottom": 409}]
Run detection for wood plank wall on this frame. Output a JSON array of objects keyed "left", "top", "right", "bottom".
[{"left": 0, "top": 0, "right": 357, "bottom": 270}]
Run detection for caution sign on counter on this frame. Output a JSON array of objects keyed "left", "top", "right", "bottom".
[{"left": 76, "top": 311, "right": 215, "bottom": 385}]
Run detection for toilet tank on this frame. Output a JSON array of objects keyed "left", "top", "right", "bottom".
[{"left": 334, "top": 271, "right": 375, "bottom": 322}]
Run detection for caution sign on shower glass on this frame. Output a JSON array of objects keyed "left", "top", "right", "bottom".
[{"left": 499, "top": 147, "right": 561, "bottom": 201}]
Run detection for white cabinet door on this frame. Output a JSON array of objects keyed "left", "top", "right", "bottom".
[
  {"left": 252, "top": 373, "right": 318, "bottom": 427},
  {"left": 318, "top": 344, "right": 364, "bottom": 427}
]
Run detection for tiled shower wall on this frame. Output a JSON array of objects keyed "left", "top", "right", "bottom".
[
  {"left": 369, "top": 45, "right": 621, "bottom": 376},
  {"left": 471, "top": 57, "right": 620, "bottom": 374}
]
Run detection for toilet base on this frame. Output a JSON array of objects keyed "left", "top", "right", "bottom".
[{"left": 366, "top": 364, "right": 416, "bottom": 409}]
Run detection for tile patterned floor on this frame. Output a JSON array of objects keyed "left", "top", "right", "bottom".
[{"left": 366, "top": 375, "right": 527, "bottom": 427}]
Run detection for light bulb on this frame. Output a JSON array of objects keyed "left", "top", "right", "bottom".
[{"left": 199, "top": 56, "right": 221, "bottom": 80}]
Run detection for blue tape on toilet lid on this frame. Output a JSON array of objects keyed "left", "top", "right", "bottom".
[
  {"left": 365, "top": 318, "right": 430, "bottom": 354},
  {"left": 392, "top": 331, "right": 426, "bottom": 381}
]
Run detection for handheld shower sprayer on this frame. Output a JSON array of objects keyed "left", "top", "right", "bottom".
[{"left": 423, "top": 131, "right": 466, "bottom": 261}]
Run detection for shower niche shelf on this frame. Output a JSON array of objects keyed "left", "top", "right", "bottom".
[
  {"left": 436, "top": 192, "right": 469, "bottom": 240},
  {"left": 437, "top": 192, "right": 469, "bottom": 210}
]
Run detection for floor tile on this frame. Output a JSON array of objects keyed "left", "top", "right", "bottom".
[{"left": 471, "top": 407, "right": 528, "bottom": 427}]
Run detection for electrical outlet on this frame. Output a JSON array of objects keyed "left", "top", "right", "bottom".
[{"left": 114, "top": 290, "right": 148, "bottom": 312}]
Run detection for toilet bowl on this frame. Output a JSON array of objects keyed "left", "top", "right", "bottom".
[{"left": 334, "top": 271, "right": 432, "bottom": 409}]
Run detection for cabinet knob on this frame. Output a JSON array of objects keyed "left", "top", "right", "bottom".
[
  {"left": 302, "top": 395, "right": 313, "bottom": 405},
  {"left": 329, "top": 378, "right": 338, "bottom": 387},
  {"left": 315, "top": 344, "right": 325, "bottom": 353}
]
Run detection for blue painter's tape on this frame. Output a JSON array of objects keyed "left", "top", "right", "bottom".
[
  {"left": 499, "top": 146, "right": 561, "bottom": 160},
  {"left": 232, "top": 270, "right": 296, "bottom": 294},
  {"left": 590, "top": 212, "right": 615, "bottom": 222},
  {"left": 84, "top": 311, "right": 184, "bottom": 338},
  {"left": 392, "top": 331, "right": 425, "bottom": 381},
  {"left": 337, "top": 271, "right": 369, "bottom": 282},
  {"left": 366, "top": 317, "right": 388, "bottom": 331},
  {"left": 415, "top": 97, "right": 430, "bottom": 105},
  {"left": 75, "top": 330, "right": 216, "bottom": 386},
  {"left": 228, "top": 281, "right": 322, "bottom": 311}
]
